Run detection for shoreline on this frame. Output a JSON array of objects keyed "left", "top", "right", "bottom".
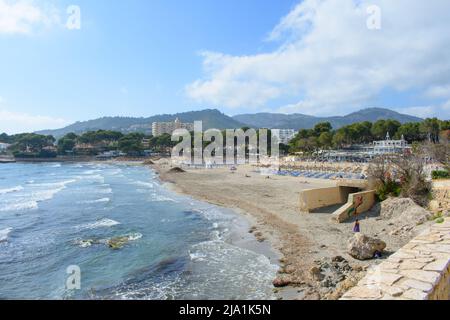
[
  {"left": 3, "top": 160, "right": 434, "bottom": 300},
  {"left": 156, "top": 171, "right": 283, "bottom": 300},
  {"left": 0, "top": 162, "right": 278, "bottom": 299},
  {"left": 148, "top": 159, "right": 434, "bottom": 300},
  {"left": 152, "top": 161, "right": 323, "bottom": 300}
]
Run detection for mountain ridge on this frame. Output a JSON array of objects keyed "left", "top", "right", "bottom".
[
  {"left": 36, "top": 107, "right": 423, "bottom": 138},
  {"left": 36, "top": 109, "right": 246, "bottom": 138},
  {"left": 232, "top": 107, "right": 423, "bottom": 130}
]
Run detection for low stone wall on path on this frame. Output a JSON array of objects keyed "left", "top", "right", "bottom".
[{"left": 341, "top": 218, "right": 450, "bottom": 300}]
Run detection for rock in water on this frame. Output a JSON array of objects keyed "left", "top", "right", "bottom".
[
  {"left": 107, "top": 236, "right": 130, "bottom": 250},
  {"left": 347, "top": 233, "right": 386, "bottom": 260}
]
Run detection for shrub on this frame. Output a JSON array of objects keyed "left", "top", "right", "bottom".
[
  {"left": 431, "top": 170, "right": 449, "bottom": 180},
  {"left": 375, "top": 179, "right": 402, "bottom": 201},
  {"left": 435, "top": 217, "right": 445, "bottom": 224}
]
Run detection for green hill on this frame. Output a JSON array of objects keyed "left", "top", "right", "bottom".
[
  {"left": 37, "top": 109, "right": 245, "bottom": 138},
  {"left": 232, "top": 108, "right": 423, "bottom": 130}
]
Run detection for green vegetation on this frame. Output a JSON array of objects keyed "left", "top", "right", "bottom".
[
  {"left": 57, "top": 133, "right": 78, "bottom": 154},
  {"left": 1, "top": 130, "right": 153, "bottom": 157},
  {"left": 375, "top": 179, "right": 402, "bottom": 202},
  {"left": 368, "top": 147, "right": 434, "bottom": 207},
  {"left": 1, "top": 115, "right": 448, "bottom": 158},
  {"left": 6, "top": 133, "right": 57, "bottom": 158},
  {"left": 288, "top": 118, "right": 449, "bottom": 153},
  {"left": 431, "top": 170, "right": 450, "bottom": 180},
  {"left": 118, "top": 133, "right": 145, "bottom": 155}
]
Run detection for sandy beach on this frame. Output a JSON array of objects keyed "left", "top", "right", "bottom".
[{"left": 151, "top": 159, "right": 433, "bottom": 300}]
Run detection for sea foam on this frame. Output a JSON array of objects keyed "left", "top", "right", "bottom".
[
  {"left": 0, "top": 201, "right": 38, "bottom": 212},
  {"left": 0, "top": 186, "right": 24, "bottom": 195},
  {"left": 0, "top": 227, "right": 13, "bottom": 242},
  {"left": 77, "top": 218, "right": 120, "bottom": 230},
  {"left": 79, "top": 197, "right": 111, "bottom": 204}
]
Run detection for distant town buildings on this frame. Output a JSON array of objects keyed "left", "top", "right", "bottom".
[
  {"left": 152, "top": 118, "right": 194, "bottom": 137},
  {"left": 272, "top": 129, "right": 297, "bottom": 145}
]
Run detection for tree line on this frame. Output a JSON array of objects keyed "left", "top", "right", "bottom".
[
  {"left": 288, "top": 118, "right": 449, "bottom": 153},
  {"left": 0, "top": 130, "right": 176, "bottom": 157},
  {"left": 1, "top": 117, "right": 448, "bottom": 157}
]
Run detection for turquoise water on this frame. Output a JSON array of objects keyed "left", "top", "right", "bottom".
[{"left": 0, "top": 162, "right": 277, "bottom": 300}]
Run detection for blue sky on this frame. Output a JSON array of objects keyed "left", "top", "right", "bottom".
[{"left": 0, "top": 0, "right": 450, "bottom": 133}]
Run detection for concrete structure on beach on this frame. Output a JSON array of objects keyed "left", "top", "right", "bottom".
[{"left": 152, "top": 118, "right": 194, "bottom": 137}]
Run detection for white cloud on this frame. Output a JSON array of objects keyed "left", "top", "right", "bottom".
[
  {"left": 394, "top": 106, "right": 435, "bottom": 119},
  {"left": 425, "top": 85, "right": 450, "bottom": 99},
  {"left": 0, "top": 0, "right": 60, "bottom": 35},
  {"left": 395, "top": 102, "right": 450, "bottom": 119},
  {"left": 186, "top": 0, "right": 450, "bottom": 118},
  {"left": 0, "top": 107, "right": 70, "bottom": 134}
]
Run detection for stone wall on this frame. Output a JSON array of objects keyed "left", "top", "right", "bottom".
[
  {"left": 331, "top": 190, "right": 376, "bottom": 223},
  {"left": 429, "top": 180, "right": 450, "bottom": 216},
  {"left": 341, "top": 218, "right": 450, "bottom": 300}
]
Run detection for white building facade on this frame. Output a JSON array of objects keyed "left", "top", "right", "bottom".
[
  {"left": 373, "top": 133, "right": 410, "bottom": 154},
  {"left": 152, "top": 118, "right": 194, "bottom": 137},
  {"left": 0, "top": 143, "right": 10, "bottom": 151}
]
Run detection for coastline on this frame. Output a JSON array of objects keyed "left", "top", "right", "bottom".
[
  {"left": 154, "top": 167, "right": 283, "bottom": 300},
  {"left": 148, "top": 159, "right": 434, "bottom": 300},
  {"left": 151, "top": 160, "right": 326, "bottom": 300},
  {"left": 3, "top": 159, "right": 435, "bottom": 299},
  {"left": 1, "top": 160, "right": 280, "bottom": 299}
]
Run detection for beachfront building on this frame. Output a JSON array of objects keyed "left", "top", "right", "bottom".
[
  {"left": 372, "top": 132, "right": 410, "bottom": 155},
  {"left": 0, "top": 142, "right": 10, "bottom": 151},
  {"left": 272, "top": 129, "right": 297, "bottom": 145},
  {"left": 152, "top": 118, "right": 194, "bottom": 137},
  {"left": 317, "top": 132, "right": 411, "bottom": 162}
]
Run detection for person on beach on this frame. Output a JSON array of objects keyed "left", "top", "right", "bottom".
[{"left": 353, "top": 219, "right": 360, "bottom": 233}]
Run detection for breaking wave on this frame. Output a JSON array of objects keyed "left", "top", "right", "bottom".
[
  {"left": 76, "top": 218, "right": 120, "bottom": 230},
  {"left": 79, "top": 197, "right": 110, "bottom": 204},
  {"left": 0, "top": 227, "right": 13, "bottom": 242},
  {"left": 0, "top": 186, "right": 24, "bottom": 195}
]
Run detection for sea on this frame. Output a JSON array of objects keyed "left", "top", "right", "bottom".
[{"left": 0, "top": 162, "right": 278, "bottom": 300}]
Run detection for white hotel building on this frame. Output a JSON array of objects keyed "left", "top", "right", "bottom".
[{"left": 152, "top": 118, "right": 194, "bottom": 137}]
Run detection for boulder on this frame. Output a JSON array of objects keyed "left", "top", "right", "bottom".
[
  {"left": 107, "top": 236, "right": 130, "bottom": 250},
  {"left": 168, "top": 167, "right": 185, "bottom": 173},
  {"left": 347, "top": 233, "right": 386, "bottom": 260},
  {"left": 380, "top": 198, "right": 431, "bottom": 225},
  {"left": 309, "top": 266, "right": 324, "bottom": 281},
  {"left": 273, "top": 276, "right": 292, "bottom": 287},
  {"left": 143, "top": 159, "right": 154, "bottom": 165}
]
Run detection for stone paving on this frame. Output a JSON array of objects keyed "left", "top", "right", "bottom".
[{"left": 341, "top": 218, "right": 450, "bottom": 300}]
